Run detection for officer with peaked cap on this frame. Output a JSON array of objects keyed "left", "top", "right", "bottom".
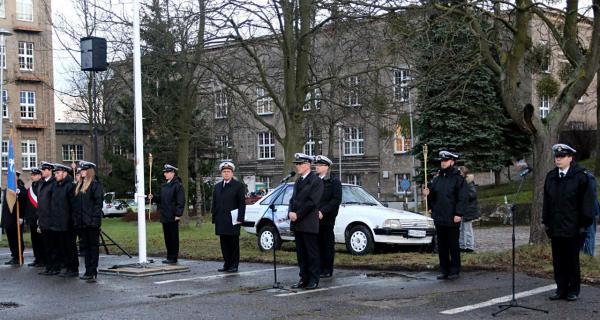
[
  {"left": 1, "top": 169, "right": 27, "bottom": 265},
  {"left": 149, "top": 164, "right": 185, "bottom": 264},
  {"left": 313, "top": 155, "right": 341, "bottom": 278},
  {"left": 212, "top": 161, "right": 246, "bottom": 272},
  {"left": 24, "top": 168, "right": 45, "bottom": 267},
  {"left": 423, "top": 150, "right": 468, "bottom": 280},
  {"left": 543, "top": 144, "right": 594, "bottom": 301},
  {"left": 289, "top": 153, "right": 323, "bottom": 290},
  {"left": 37, "top": 161, "right": 60, "bottom": 275}
]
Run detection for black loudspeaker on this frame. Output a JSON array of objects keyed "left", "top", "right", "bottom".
[{"left": 80, "top": 36, "right": 107, "bottom": 72}]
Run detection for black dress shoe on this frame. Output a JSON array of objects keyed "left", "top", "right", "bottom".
[
  {"left": 447, "top": 274, "right": 460, "bottom": 280},
  {"left": 320, "top": 272, "right": 332, "bottom": 278},
  {"left": 59, "top": 270, "right": 79, "bottom": 278},
  {"left": 218, "top": 267, "right": 230, "bottom": 272},
  {"left": 27, "top": 261, "right": 39, "bottom": 267},
  {"left": 566, "top": 293, "right": 578, "bottom": 301},
  {"left": 162, "top": 259, "right": 177, "bottom": 265},
  {"left": 305, "top": 282, "right": 318, "bottom": 290},
  {"left": 436, "top": 274, "right": 448, "bottom": 280},
  {"left": 80, "top": 274, "right": 93, "bottom": 280},
  {"left": 226, "top": 267, "right": 238, "bottom": 273},
  {"left": 4, "top": 259, "right": 19, "bottom": 265},
  {"left": 549, "top": 292, "right": 565, "bottom": 300},
  {"left": 291, "top": 281, "right": 308, "bottom": 289},
  {"left": 41, "top": 270, "right": 60, "bottom": 276}
]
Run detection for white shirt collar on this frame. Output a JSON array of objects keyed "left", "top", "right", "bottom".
[
  {"left": 301, "top": 172, "right": 310, "bottom": 179},
  {"left": 559, "top": 167, "right": 570, "bottom": 175}
]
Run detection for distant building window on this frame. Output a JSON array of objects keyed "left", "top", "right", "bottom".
[
  {"left": 18, "top": 42, "right": 34, "bottom": 71},
  {"left": 1, "top": 140, "right": 6, "bottom": 170},
  {"left": 394, "top": 125, "right": 411, "bottom": 154},
  {"left": 2, "top": 90, "right": 7, "bottom": 118},
  {"left": 540, "top": 95, "right": 550, "bottom": 119},
  {"left": 20, "top": 91, "right": 35, "bottom": 119},
  {"left": 343, "top": 127, "right": 364, "bottom": 156},
  {"left": 112, "top": 145, "right": 124, "bottom": 156},
  {"left": 303, "top": 129, "right": 316, "bottom": 156},
  {"left": 214, "top": 89, "right": 229, "bottom": 119},
  {"left": 21, "top": 139, "right": 37, "bottom": 169},
  {"left": 16, "top": 0, "right": 33, "bottom": 21},
  {"left": 0, "top": 0, "right": 5, "bottom": 19},
  {"left": 256, "top": 87, "right": 273, "bottom": 115},
  {"left": 303, "top": 89, "right": 321, "bottom": 111},
  {"left": 393, "top": 69, "right": 411, "bottom": 102},
  {"left": 395, "top": 173, "right": 413, "bottom": 195},
  {"left": 257, "top": 132, "right": 275, "bottom": 160},
  {"left": 62, "top": 144, "right": 83, "bottom": 161},
  {"left": 256, "top": 176, "right": 271, "bottom": 191},
  {"left": 215, "top": 134, "right": 230, "bottom": 160},
  {"left": 568, "top": 121, "right": 585, "bottom": 130},
  {"left": 345, "top": 76, "right": 361, "bottom": 107},
  {"left": 346, "top": 174, "right": 361, "bottom": 186},
  {"left": 0, "top": 42, "right": 5, "bottom": 69}
]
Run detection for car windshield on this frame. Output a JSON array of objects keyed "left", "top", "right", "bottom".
[
  {"left": 259, "top": 185, "right": 286, "bottom": 205},
  {"left": 342, "top": 186, "right": 382, "bottom": 206}
]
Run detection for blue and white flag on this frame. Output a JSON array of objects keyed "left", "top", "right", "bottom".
[{"left": 6, "top": 131, "right": 16, "bottom": 213}]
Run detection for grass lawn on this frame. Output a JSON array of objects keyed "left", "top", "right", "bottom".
[{"left": 3, "top": 218, "right": 599, "bottom": 285}]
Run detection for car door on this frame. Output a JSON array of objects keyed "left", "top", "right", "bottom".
[{"left": 270, "top": 185, "right": 294, "bottom": 238}]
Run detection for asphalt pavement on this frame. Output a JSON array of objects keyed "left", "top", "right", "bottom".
[{"left": 1, "top": 247, "right": 599, "bottom": 319}]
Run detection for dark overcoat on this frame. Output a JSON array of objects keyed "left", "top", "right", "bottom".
[
  {"left": 211, "top": 178, "right": 246, "bottom": 235},
  {"left": 289, "top": 171, "right": 323, "bottom": 234}
]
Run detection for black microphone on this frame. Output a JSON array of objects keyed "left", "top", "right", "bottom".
[
  {"left": 519, "top": 167, "right": 532, "bottom": 177},
  {"left": 280, "top": 171, "right": 296, "bottom": 183}
]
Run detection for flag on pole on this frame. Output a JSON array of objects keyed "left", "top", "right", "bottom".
[{"left": 6, "top": 131, "right": 16, "bottom": 213}]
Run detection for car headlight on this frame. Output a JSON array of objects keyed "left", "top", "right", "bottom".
[
  {"left": 427, "top": 219, "right": 435, "bottom": 228},
  {"left": 382, "top": 219, "right": 402, "bottom": 229}
]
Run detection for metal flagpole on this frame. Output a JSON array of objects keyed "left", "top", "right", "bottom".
[
  {"left": 0, "top": 29, "right": 12, "bottom": 238},
  {"left": 15, "top": 171, "right": 22, "bottom": 265},
  {"left": 423, "top": 144, "right": 428, "bottom": 216},
  {"left": 133, "top": 0, "right": 147, "bottom": 264},
  {"left": 148, "top": 153, "right": 152, "bottom": 221}
]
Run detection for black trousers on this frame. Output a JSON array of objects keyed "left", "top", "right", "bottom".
[
  {"left": 219, "top": 235, "right": 240, "bottom": 268},
  {"left": 5, "top": 226, "right": 24, "bottom": 260},
  {"left": 551, "top": 236, "right": 582, "bottom": 295},
  {"left": 295, "top": 231, "right": 320, "bottom": 285},
  {"left": 59, "top": 229, "right": 79, "bottom": 272},
  {"left": 318, "top": 224, "right": 335, "bottom": 274},
  {"left": 42, "top": 229, "right": 61, "bottom": 272},
  {"left": 29, "top": 222, "right": 45, "bottom": 264},
  {"left": 436, "top": 225, "right": 461, "bottom": 276},
  {"left": 162, "top": 222, "right": 179, "bottom": 261},
  {"left": 78, "top": 227, "right": 100, "bottom": 276}
]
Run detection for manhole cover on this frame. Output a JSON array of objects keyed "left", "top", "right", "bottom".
[
  {"left": 366, "top": 272, "right": 403, "bottom": 278},
  {"left": 0, "top": 302, "right": 21, "bottom": 310},
  {"left": 149, "top": 293, "right": 190, "bottom": 299}
]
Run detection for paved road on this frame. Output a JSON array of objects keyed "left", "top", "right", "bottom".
[{"left": 1, "top": 248, "right": 599, "bottom": 319}]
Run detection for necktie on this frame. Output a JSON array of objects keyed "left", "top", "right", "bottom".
[{"left": 560, "top": 172, "right": 565, "bottom": 178}]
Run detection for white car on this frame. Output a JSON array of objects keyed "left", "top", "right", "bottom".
[
  {"left": 102, "top": 192, "right": 127, "bottom": 217},
  {"left": 242, "top": 183, "right": 435, "bottom": 255}
]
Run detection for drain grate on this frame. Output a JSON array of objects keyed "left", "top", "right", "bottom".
[
  {"left": 0, "top": 302, "right": 21, "bottom": 310},
  {"left": 150, "top": 293, "right": 190, "bottom": 299}
]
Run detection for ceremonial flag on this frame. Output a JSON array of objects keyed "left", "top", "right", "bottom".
[{"left": 6, "top": 131, "right": 16, "bottom": 213}]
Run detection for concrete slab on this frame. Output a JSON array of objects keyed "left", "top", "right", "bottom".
[{"left": 99, "top": 263, "right": 190, "bottom": 277}]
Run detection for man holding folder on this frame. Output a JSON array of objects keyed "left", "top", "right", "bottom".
[{"left": 212, "top": 161, "right": 246, "bottom": 273}]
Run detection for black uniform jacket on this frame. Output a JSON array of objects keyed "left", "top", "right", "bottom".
[
  {"left": 542, "top": 163, "right": 595, "bottom": 238},
  {"left": 48, "top": 175, "right": 75, "bottom": 232},
  {"left": 157, "top": 177, "right": 185, "bottom": 223},
  {"left": 463, "top": 181, "right": 480, "bottom": 222},
  {"left": 426, "top": 167, "right": 468, "bottom": 227},
  {"left": 318, "top": 176, "right": 342, "bottom": 226},
  {"left": 72, "top": 179, "right": 104, "bottom": 229},
  {"left": 211, "top": 178, "right": 246, "bottom": 236},
  {"left": 37, "top": 176, "right": 56, "bottom": 229},
  {"left": 289, "top": 171, "right": 324, "bottom": 234},
  {"left": 24, "top": 180, "right": 40, "bottom": 224},
  {"left": 0, "top": 185, "right": 27, "bottom": 229}
]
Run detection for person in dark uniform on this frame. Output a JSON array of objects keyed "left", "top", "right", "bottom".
[
  {"left": 37, "top": 161, "right": 58, "bottom": 275},
  {"left": 423, "top": 150, "right": 467, "bottom": 280},
  {"left": 543, "top": 144, "right": 595, "bottom": 302},
  {"left": 149, "top": 164, "right": 185, "bottom": 264},
  {"left": 314, "top": 155, "right": 342, "bottom": 278},
  {"left": 24, "top": 168, "right": 44, "bottom": 267},
  {"left": 212, "top": 161, "right": 246, "bottom": 273},
  {"left": 72, "top": 161, "right": 103, "bottom": 282},
  {"left": 289, "top": 153, "right": 323, "bottom": 290},
  {"left": 1, "top": 174, "right": 27, "bottom": 265},
  {"left": 50, "top": 164, "right": 78, "bottom": 277}
]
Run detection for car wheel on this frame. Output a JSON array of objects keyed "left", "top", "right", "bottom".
[
  {"left": 345, "top": 225, "right": 374, "bottom": 255},
  {"left": 257, "top": 224, "right": 281, "bottom": 251}
]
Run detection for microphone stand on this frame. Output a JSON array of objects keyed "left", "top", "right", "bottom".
[
  {"left": 249, "top": 177, "right": 296, "bottom": 293},
  {"left": 493, "top": 170, "right": 548, "bottom": 316}
]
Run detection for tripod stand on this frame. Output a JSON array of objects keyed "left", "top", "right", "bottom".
[
  {"left": 493, "top": 171, "right": 548, "bottom": 316},
  {"left": 249, "top": 179, "right": 296, "bottom": 293},
  {"left": 99, "top": 229, "right": 132, "bottom": 258}
]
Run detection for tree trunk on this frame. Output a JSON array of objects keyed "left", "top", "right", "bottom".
[
  {"left": 282, "top": 118, "right": 305, "bottom": 175},
  {"left": 494, "top": 169, "right": 502, "bottom": 185},
  {"left": 176, "top": 98, "right": 193, "bottom": 225},
  {"left": 528, "top": 132, "right": 557, "bottom": 244},
  {"left": 194, "top": 152, "right": 203, "bottom": 223},
  {"left": 595, "top": 69, "right": 600, "bottom": 175}
]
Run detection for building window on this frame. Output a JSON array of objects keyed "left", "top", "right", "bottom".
[
  {"left": 395, "top": 173, "right": 413, "bottom": 195},
  {"left": 16, "top": 0, "right": 33, "bottom": 21},
  {"left": 214, "top": 89, "right": 229, "bottom": 119},
  {"left": 62, "top": 144, "right": 83, "bottom": 161},
  {"left": 343, "top": 127, "right": 364, "bottom": 156},
  {"left": 21, "top": 140, "right": 37, "bottom": 169},
  {"left": 256, "top": 176, "right": 271, "bottom": 192},
  {"left": 393, "top": 69, "right": 411, "bottom": 102},
  {"left": 20, "top": 91, "right": 35, "bottom": 119},
  {"left": 568, "top": 121, "right": 585, "bottom": 130},
  {"left": 345, "top": 76, "right": 361, "bottom": 107},
  {"left": 18, "top": 42, "right": 34, "bottom": 71},
  {"left": 1, "top": 140, "right": 6, "bottom": 170},
  {"left": 257, "top": 132, "right": 275, "bottom": 160},
  {"left": 303, "top": 129, "right": 317, "bottom": 156},
  {"left": 2, "top": 90, "right": 7, "bottom": 118},
  {"left": 0, "top": 0, "right": 5, "bottom": 19},
  {"left": 112, "top": 145, "right": 124, "bottom": 156},
  {"left": 215, "top": 134, "right": 230, "bottom": 160},
  {"left": 303, "top": 89, "right": 321, "bottom": 111},
  {"left": 346, "top": 174, "right": 361, "bottom": 186},
  {"left": 394, "top": 125, "right": 411, "bottom": 154},
  {"left": 540, "top": 95, "right": 550, "bottom": 119},
  {"left": 256, "top": 87, "right": 273, "bottom": 115}
]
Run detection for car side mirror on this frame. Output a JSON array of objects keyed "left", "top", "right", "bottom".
[
  {"left": 269, "top": 204, "right": 276, "bottom": 211},
  {"left": 382, "top": 202, "right": 389, "bottom": 207}
]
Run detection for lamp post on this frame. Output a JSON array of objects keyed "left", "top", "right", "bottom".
[{"left": 337, "top": 125, "right": 343, "bottom": 180}]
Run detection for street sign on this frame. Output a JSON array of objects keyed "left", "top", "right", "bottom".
[{"left": 400, "top": 179, "right": 411, "bottom": 191}]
